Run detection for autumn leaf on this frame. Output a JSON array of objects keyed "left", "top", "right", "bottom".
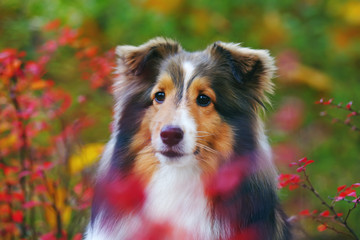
[
  {"left": 317, "top": 224, "right": 327, "bottom": 232},
  {"left": 319, "top": 210, "right": 330, "bottom": 217},
  {"left": 277, "top": 51, "right": 332, "bottom": 91},
  {"left": 69, "top": 143, "right": 104, "bottom": 174},
  {"left": 139, "top": 0, "right": 183, "bottom": 14},
  {"left": 341, "top": 1, "right": 360, "bottom": 25}
]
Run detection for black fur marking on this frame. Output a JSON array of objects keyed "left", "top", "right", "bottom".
[
  {"left": 212, "top": 156, "right": 285, "bottom": 239},
  {"left": 90, "top": 91, "right": 152, "bottom": 224},
  {"left": 111, "top": 91, "right": 152, "bottom": 172},
  {"left": 134, "top": 46, "right": 158, "bottom": 76},
  {"left": 166, "top": 60, "right": 184, "bottom": 104},
  {"left": 213, "top": 43, "right": 243, "bottom": 84}
]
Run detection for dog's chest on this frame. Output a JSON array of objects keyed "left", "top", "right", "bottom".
[{"left": 144, "top": 165, "right": 216, "bottom": 239}]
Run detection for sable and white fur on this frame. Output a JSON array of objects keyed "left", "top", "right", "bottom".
[{"left": 85, "top": 38, "right": 291, "bottom": 240}]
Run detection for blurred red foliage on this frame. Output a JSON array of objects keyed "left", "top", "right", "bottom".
[{"left": 0, "top": 20, "right": 114, "bottom": 239}]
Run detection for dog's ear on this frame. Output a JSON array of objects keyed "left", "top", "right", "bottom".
[
  {"left": 116, "top": 37, "right": 181, "bottom": 79},
  {"left": 207, "top": 42, "right": 275, "bottom": 106}
]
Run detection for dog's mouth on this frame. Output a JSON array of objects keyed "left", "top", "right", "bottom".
[{"left": 160, "top": 150, "right": 184, "bottom": 158}]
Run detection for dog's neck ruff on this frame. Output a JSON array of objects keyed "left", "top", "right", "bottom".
[{"left": 144, "top": 162, "right": 223, "bottom": 239}]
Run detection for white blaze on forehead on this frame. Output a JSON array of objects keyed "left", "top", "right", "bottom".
[
  {"left": 173, "top": 61, "right": 196, "bottom": 158},
  {"left": 182, "top": 61, "right": 195, "bottom": 100}
]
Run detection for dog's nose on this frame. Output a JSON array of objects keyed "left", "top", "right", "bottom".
[{"left": 160, "top": 125, "right": 184, "bottom": 146}]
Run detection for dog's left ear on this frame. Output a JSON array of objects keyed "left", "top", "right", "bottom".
[
  {"left": 116, "top": 37, "right": 182, "bottom": 79},
  {"left": 208, "top": 42, "right": 275, "bottom": 105}
]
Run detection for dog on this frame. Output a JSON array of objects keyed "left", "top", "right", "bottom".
[{"left": 84, "top": 38, "right": 291, "bottom": 240}]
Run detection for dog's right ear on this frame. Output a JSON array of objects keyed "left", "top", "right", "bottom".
[{"left": 116, "top": 37, "right": 181, "bottom": 79}]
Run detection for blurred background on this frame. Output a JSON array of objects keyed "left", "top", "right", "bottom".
[{"left": 0, "top": 0, "right": 359, "bottom": 239}]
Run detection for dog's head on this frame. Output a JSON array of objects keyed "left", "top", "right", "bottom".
[{"left": 113, "top": 37, "right": 274, "bottom": 175}]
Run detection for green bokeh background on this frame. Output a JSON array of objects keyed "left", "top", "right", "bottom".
[{"left": 1, "top": 0, "right": 359, "bottom": 239}]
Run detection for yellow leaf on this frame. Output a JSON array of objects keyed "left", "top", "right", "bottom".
[
  {"left": 44, "top": 184, "right": 72, "bottom": 228},
  {"left": 0, "top": 133, "right": 17, "bottom": 149},
  {"left": 341, "top": 1, "right": 360, "bottom": 25},
  {"left": 0, "top": 122, "right": 11, "bottom": 133},
  {"left": 69, "top": 143, "right": 104, "bottom": 174},
  {"left": 191, "top": 9, "right": 212, "bottom": 35},
  {"left": 30, "top": 80, "right": 48, "bottom": 90},
  {"left": 277, "top": 52, "right": 332, "bottom": 91},
  {"left": 294, "top": 65, "right": 332, "bottom": 91},
  {"left": 44, "top": 205, "right": 72, "bottom": 229},
  {"left": 260, "top": 12, "right": 289, "bottom": 47},
  {"left": 139, "top": 0, "right": 183, "bottom": 14}
]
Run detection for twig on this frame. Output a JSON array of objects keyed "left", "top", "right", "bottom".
[
  {"left": 9, "top": 76, "right": 29, "bottom": 238},
  {"left": 301, "top": 169, "right": 359, "bottom": 240},
  {"left": 312, "top": 217, "right": 354, "bottom": 239},
  {"left": 329, "top": 102, "right": 360, "bottom": 116},
  {"left": 41, "top": 171, "right": 64, "bottom": 238},
  {"left": 320, "top": 113, "right": 360, "bottom": 133}
]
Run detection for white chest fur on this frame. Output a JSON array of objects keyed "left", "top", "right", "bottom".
[
  {"left": 85, "top": 163, "right": 228, "bottom": 240},
  {"left": 144, "top": 164, "right": 216, "bottom": 239}
]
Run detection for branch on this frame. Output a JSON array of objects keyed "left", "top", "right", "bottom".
[
  {"left": 301, "top": 169, "right": 359, "bottom": 240},
  {"left": 9, "top": 76, "right": 29, "bottom": 238}
]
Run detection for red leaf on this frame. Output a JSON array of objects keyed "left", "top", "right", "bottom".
[
  {"left": 77, "top": 95, "right": 87, "bottom": 104},
  {"left": 323, "top": 98, "right": 333, "bottom": 105},
  {"left": 12, "top": 210, "right": 23, "bottom": 223},
  {"left": 0, "top": 192, "right": 10, "bottom": 201},
  {"left": 40, "top": 231, "right": 67, "bottom": 240},
  {"left": 347, "top": 191, "right": 357, "bottom": 198},
  {"left": 299, "top": 209, "right": 310, "bottom": 216},
  {"left": 298, "top": 157, "right": 307, "bottom": 163},
  {"left": 288, "top": 162, "right": 298, "bottom": 167},
  {"left": 347, "top": 112, "right": 357, "bottom": 117},
  {"left": 23, "top": 201, "right": 41, "bottom": 209},
  {"left": 278, "top": 174, "right": 300, "bottom": 190},
  {"left": 317, "top": 224, "right": 327, "bottom": 232},
  {"left": 35, "top": 184, "right": 47, "bottom": 194},
  {"left": 337, "top": 185, "right": 347, "bottom": 192},
  {"left": 339, "top": 188, "right": 357, "bottom": 198},
  {"left": 351, "top": 183, "right": 360, "bottom": 188},
  {"left": 336, "top": 213, "right": 343, "bottom": 217},
  {"left": 303, "top": 160, "right": 314, "bottom": 167},
  {"left": 105, "top": 175, "right": 145, "bottom": 213},
  {"left": 205, "top": 158, "right": 248, "bottom": 197},
  {"left": 296, "top": 166, "right": 305, "bottom": 172},
  {"left": 315, "top": 98, "right": 324, "bottom": 104},
  {"left": 73, "top": 233, "right": 82, "bottom": 240},
  {"left": 40, "top": 232, "right": 57, "bottom": 240},
  {"left": 25, "top": 61, "right": 43, "bottom": 77},
  {"left": 12, "top": 192, "right": 24, "bottom": 201},
  {"left": 43, "top": 19, "right": 61, "bottom": 31},
  {"left": 41, "top": 40, "right": 58, "bottom": 53},
  {"left": 319, "top": 210, "right": 330, "bottom": 217},
  {"left": 346, "top": 101, "right": 353, "bottom": 110},
  {"left": 73, "top": 182, "right": 83, "bottom": 195},
  {"left": 288, "top": 184, "right": 299, "bottom": 191},
  {"left": 18, "top": 170, "right": 31, "bottom": 178},
  {"left": 130, "top": 221, "right": 174, "bottom": 240}
]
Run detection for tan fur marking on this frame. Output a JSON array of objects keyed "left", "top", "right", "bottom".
[
  {"left": 151, "top": 74, "right": 174, "bottom": 99},
  {"left": 131, "top": 111, "right": 158, "bottom": 183},
  {"left": 187, "top": 77, "right": 234, "bottom": 175},
  {"left": 132, "top": 74, "right": 180, "bottom": 181}
]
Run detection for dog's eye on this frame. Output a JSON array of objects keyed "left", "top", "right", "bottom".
[
  {"left": 196, "top": 94, "right": 211, "bottom": 107},
  {"left": 154, "top": 92, "right": 165, "bottom": 103}
]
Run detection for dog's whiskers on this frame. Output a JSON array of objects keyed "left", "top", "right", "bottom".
[{"left": 195, "top": 143, "right": 217, "bottom": 154}]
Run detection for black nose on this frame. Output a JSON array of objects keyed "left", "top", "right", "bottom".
[{"left": 160, "top": 125, "right": 184, "bottom": 146}]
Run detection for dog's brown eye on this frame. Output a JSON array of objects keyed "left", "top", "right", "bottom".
[
  {"left": 155, "top": 92, "right": 165, "bottom": 103},
  {"left": 197, "top": 94, "right": 211, "bottom": 107}
]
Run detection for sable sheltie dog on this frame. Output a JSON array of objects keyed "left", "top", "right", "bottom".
[{"left": 85, "top": 38, "right": 291, "bottom": 240}]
